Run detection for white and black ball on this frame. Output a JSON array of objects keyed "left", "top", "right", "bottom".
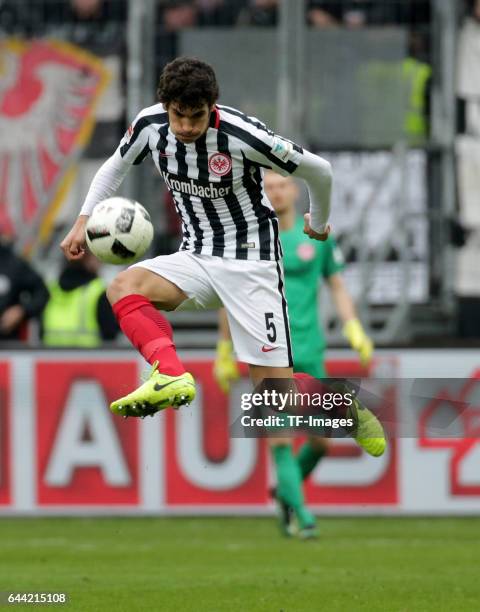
[{"left": 85, "top": 197, "right": 154, "bottom": 265}]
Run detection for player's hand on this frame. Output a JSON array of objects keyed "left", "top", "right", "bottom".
[
  {"left": 60, "top": 215, "right": 89, "bottom": 260},
  {"left": 213, "top": 339, "right": 240, "bottom": 394},
  {"left": 303, "top": 213, "right": 331, "bottom": 241},
  {"left": 0, "top": 305, "right": 25, "bottom": 334},
  {"left": 343, "top": 318, "right": 374, "bottom": 367}
]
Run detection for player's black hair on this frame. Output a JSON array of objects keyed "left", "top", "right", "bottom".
[{"left": 157, "top": 57, "right": 219, "bottom": 109}]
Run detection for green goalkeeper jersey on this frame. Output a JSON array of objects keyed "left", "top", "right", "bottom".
[{"left": 281, "top": 216, "right": 345, "bottom": 374}]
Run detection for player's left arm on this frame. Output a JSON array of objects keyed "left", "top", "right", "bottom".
[
  {"left": 293, "top": 150, "right": 332, "bottom": 241},
  {"left": 237, "top": 121, "right": 332, "bottom": 239},
  {"left": 326, "top": 273, "right": 374, "bottom": 366}
]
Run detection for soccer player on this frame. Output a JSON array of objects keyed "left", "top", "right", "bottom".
[
  {"left": 60, "top": 57, "right": 333, "bottom": 415},
  {"left": 214, "top": 170, "right": 381, "bottom": 538}
]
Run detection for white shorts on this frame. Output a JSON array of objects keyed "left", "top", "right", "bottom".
[{"left": 132, "top": 251, "right": 293, "bottom": 367}]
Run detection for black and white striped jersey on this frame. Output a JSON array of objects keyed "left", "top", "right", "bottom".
[{"left": 118, "top": 103, "right": 304, "bottom": 261}]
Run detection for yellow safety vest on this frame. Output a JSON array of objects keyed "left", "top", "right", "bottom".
[
  {"left": 402, "top": 57, "right": 431, "bottom": 141},
  {"left": 42, "top": 278, "right": 106, "bottom": 347},
  {"left": 358, "top": 58, "right": 431, "bottom": 144}
]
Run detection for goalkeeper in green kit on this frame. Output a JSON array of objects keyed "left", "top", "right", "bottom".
[{"left": 215, "top": 171, "right": 382, "bottom": 539}]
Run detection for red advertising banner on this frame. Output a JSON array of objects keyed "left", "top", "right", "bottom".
[
  {"left": 0, "top": 362, "right": 11, "bottom": 505},
  {"left": 303, "top": 439, "right": 398, "bottom": 505},
  {"left": 418, "top": 369, "right": 480, "bottom": 497},
  {"left": 0, "top": 350, "right": 476, "bottom": 514},
  {"left": 165, "top": 361, "right": 269, "bottom": 506},
  {"left": 36, "top": 361, "right": 140, "bottom": 505}
]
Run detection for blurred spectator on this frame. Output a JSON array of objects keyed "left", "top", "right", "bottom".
[
  {"left": 237, "top": 0, "right": 278, "bottom": 27},
  {"left": 41, "top": 251, "right": 118, "bottom": 347},
  {"left": 0, "top": 232, "right": 49, "bottom": 342},
  {"left": 70, "top": 0, "right": 103, "bottom": 18},
  {"left": 0, "top": 0, "right": 17, "bottom": 33},
  {"left": 161, "top": 0, "right": 198, "bottom": 32},
  {"left": 156, "top": 1, "right": 199, "bottom": 70},
  {"left": 27, "top": 0, "right": 126, "bottom": 44},
  {"left": 196, "top": 0, "right": 245, "bottom": 27},
  {"left": 308, "top": 0, "right": 380, "bottom": 28},
  {"left": 308, "top": 2, "right": 341, "bottom": 28},
  {"left": 308, "top": 0, "right": 431, "bottom": 29},
  {"left": 402, "top": 31, "right": 431, "bottom": 142},
  {"left": 465, "top": 0, "right": 480, "bottom": 18},
  {"left": 404, "top": 0, "right": 431, "bottom": 27}
]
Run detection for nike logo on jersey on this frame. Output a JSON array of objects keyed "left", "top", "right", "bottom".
[
  {"left": 158, "top": 152, "right": 173, "bottom": 157},
  {"left": 261, "top": 345, "right": 279, "bottom": 353}
]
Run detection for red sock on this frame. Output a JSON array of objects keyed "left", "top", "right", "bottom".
[
  {"left": 293, "top": 372, "right": 325, "bottom": 394},
  {"left": 112, "top": 294, "right": 185, "bottom": 376},
  {"left": 293, "top": 373, "right": 350, "bottom": 418}
]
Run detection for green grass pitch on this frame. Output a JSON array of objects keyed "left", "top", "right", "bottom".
[{"left": 0, "top": 516, "right": 478, "bottom": 611}]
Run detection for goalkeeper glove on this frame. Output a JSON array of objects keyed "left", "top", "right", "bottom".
[
  {"left": 343, "top": 318, "right": 374, "bottom": 366},
  {"left": 213, "top": 339, "right": 240, "bottom": 394}
]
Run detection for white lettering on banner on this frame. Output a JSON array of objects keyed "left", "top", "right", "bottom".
[
  {"left": 177, "top": 387, "right": 257, "bottom": 490},
  {"left": 44, "top": 382, "right": 130, "bottom": 486},
  {"left": 312, "top": 439, "right": 390, "bottom": 486}
]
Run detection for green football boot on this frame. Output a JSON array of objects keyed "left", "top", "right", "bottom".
[
  {"left": 297, "top": 523, "right": 319, "bottom": 541},
  {"left": 347, "top": 393, "right": 387, "bottom": 457},
  {"left": 110, "top": 362, "right": 196, "bottom": 418},
  {"left": 296, "top": 507, "right": 319, "bottom": 541},
  {"left": 270, "top": 487, "right": 296, "bottom": 537}
]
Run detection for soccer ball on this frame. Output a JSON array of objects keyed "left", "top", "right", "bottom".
[{"left": 85, "top": 197, "right": 154, "bottom": 265}]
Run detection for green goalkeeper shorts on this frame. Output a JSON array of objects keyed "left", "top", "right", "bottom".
[{"left": 293, "top": 356, "right": 327, "bottom": 379}]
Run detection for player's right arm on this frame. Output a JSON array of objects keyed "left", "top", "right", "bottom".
[
  {"left": 60, "top": 110, "right": 152, "bottom": 261},
  {"left": 60, "top": 214, "right": 90, "bottom": 260}
]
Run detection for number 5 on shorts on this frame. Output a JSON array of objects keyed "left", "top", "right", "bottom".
[{"left": 265, "top": 312, "right": 277, "bottom": 343}]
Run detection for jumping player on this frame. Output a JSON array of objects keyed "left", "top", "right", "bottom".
[{"left": 60, "top": 57, "right": 333, "bottom": 415}]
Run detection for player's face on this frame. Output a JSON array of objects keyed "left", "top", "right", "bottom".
[
  {"left": 264, "top": 172, "right": 299, "bottom": 214},
  {"left": 167, "top": 102, "right": 213, "bottom": 144}
]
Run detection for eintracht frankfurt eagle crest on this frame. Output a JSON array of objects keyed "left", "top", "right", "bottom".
[{"left": 0, "top": 39, "right": 108, "bottom": 252}]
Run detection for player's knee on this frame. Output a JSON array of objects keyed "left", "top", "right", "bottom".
[{"left": 107, "top": 270, "right": 143, "bottom": 305}]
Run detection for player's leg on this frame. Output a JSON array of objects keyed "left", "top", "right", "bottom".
[
  {"left": 294, "top": 371, "right": 386, "bottom": 457},
  {"left": 108, "top": 266, "right": 188, "bottom": 374},
  {"left": 293, "top": 357, "right": 329, "bottom": 480},
  {"left": 107, "top": 253, "right": 216, "bottom": 417},
  {"left": 267, "top": 435, "right": 302, "bottom": 537},
  {"left": 267, "top": 435, "right": 318, "bottom": 539},
  {"left": 250, "top": 366, "right": 318, "bottom": 538},
  {"left": 297, "top": 436, "right": 329, "bottom": 480},
  {"left": 212, "top": 258, "right": 317, "bottom": 537}
]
